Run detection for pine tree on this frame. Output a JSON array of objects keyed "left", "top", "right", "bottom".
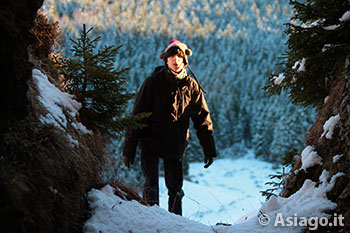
[
  {"left": 60, "top": 24, "right": 148, "bottom": 138},
  {"left": 264, "top": 0, "right": 350, "bottom": 108},
  {"left": 262, "top": 1, "right": 350, "bottom": 228}
]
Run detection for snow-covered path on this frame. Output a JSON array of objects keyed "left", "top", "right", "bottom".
[
  {"left": 84, "top": 151, "right": 342, "bottom": 233},
  {"left": 159, "top": 151, "right": 278, "bottom": 225}
]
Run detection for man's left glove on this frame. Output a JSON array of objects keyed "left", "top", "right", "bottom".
[
  {"left": 122, "top": 155, "right": 134, "bottom": 168},
  {"left": 204, "top": 156, "right": 214, "bottom": 169}
]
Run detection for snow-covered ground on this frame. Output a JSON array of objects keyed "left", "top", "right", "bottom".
[
  {"left": 159, "top": 151, "right": 277, "bottom": 225},
  {"left": 84, "top": 150, "right": 344, "bottom": 233}
]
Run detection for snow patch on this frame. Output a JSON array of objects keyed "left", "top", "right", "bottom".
[
  {"left": 300, "top": 146, "right": 322, "bottom": 171},
  {"left": 66, "top": 134, "right": 79, "bottom": 148},
  {"left": 333, "top": 154, "right": 343, "bottom": 163},
  {"left": 273, "top": 73, "right": 285, "bottom": 85},
  {"left": 324, "top": 96, "right": 330, "bottom": 104},
  {"left": 49, "top": 186, "right": 64, "bottom": 198},
  {"left": 309, "top": 19, "right": 324, "bottom": 27},
  {"left": 84, "top": 169, "right": 344, "bottom": 233},
  {"left": 72, "top": 122, "right": 93, "bottom": 135},
  {"left": 32, "top": 69, "right": 82, "bottom": 129},
  {"left": 321, "top": 114, "right": 340, "bottom": 139},
  {"left": 160, "top": 153, "right": 279, "bottom": 225},
  {"left": 32, "top": 69, "right": 92, "bottom": 147},
  {"left": 257, "top": 170, "right": 342, "bottom": 232},
  {"left": 322, "top": 44, "right": 333, "bottom": 52},
  {"left": 292, "top": 58, "right": 306, "bottom": 72},
  {"left": 297, "top": 58, "right": 306, "bottom": 72},
  {"left": 323, "top": 25, "right": 340, "bottom": 30},
  {"left": 84, "top": 185, "right": 212, "bottom": 233},
  {"left": 340, "top": 10, "right": 350, "bottom": 22},
  {"left": 292, "top": 61, "right": 299, "bottom": 69}
]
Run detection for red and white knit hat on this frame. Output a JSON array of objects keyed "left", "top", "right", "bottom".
[
  {"left": 165, "top": 39, "right": 192, "bottom": 56},
  {"left": 160, "top": 39, "right": 207, "bottom": 94},
  {"left": 159, "top": 39, "right": 192, "bottom": 61}
]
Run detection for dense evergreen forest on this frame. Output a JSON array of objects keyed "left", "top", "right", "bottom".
[{"left": 41, "top": 0, "right": 315, "bottom": 182}]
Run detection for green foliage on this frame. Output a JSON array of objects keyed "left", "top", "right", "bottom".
[
  {"left": 261, "top": 167, "right": 287, "bottom": 199},
  {"left": 60, "top": 24, "right": 148, "bottom": 138},
  {"left": 264, "top": 0, "right": 350, "bottom": 108},
  {"left": 281, "top": 148, "right": 299, "bottom": 166},
  {"left": 261, "top": 148, "right": 299, "bottom": 199}
]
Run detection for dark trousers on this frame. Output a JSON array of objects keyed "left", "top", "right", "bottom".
[{"left": 141, "top": 150, "right": 184, "bottom": 215}]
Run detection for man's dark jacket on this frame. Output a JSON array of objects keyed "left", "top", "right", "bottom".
[{"left": 123, "top": 66, "right": 217, "bottom": 161}]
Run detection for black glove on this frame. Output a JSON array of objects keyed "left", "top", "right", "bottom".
[
  {"left": 122, "top": 155, "right": 134, "bottom": 168},
  {"left": 204, "top": 156, "right": 214, "bottom": 169}
]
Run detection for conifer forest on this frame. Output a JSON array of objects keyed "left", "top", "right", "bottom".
[{"left": 40, "top": 0, "right": 316, "bottom": 182}]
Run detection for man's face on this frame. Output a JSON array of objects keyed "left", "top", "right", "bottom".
[{"left": 167, "top": 54, "right": 185, "bottom": 73}]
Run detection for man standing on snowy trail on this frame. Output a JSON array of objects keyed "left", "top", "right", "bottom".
[{"left": 122, "top": 40, "right": 217, "bottom": 215}]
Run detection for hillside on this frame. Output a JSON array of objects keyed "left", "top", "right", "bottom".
[
  {"left": 265, "top": 1, "right": 350, "bottom": 231},
  {"left": 0, "top": 4, "right": 107, "bottom": 231}
]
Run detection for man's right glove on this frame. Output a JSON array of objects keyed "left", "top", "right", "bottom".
[
  {"left": 204, "top": 156, "right": 214, "bottom": 169},
  {"left": 122, "top": 155, "right": 134, "bottom": 168}
]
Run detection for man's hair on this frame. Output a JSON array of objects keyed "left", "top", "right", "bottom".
[{"left": 160, "top": 46, "right": 186, "bottom": 64}]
